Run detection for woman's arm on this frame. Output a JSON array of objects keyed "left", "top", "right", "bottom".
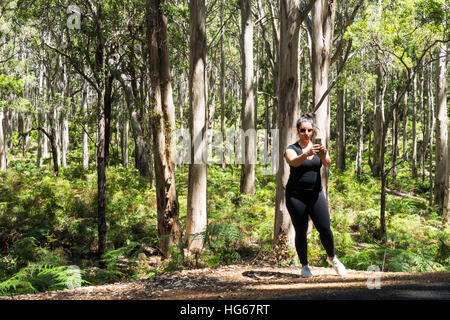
[
  {"left": 285, "top": 146, "right": 313, "bottom": 168},
  {"left": 317, "top": 145, "right": 331, "bottom": 167}
]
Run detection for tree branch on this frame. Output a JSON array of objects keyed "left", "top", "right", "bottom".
[
  {"left": 313, "top": 38, "right": 353, "bottom": 113},
  {"left": 43, "top": 42, "right": 99, "bottom": 94},
  {"left": 385, "top": 188, "right": 427, "bottom": 203},
  {"left": 257, "top": 90, "right": 278, "bottom": 101},
  {"left": 206, "top": 6, "right": 238, "bottom": 52},
  {"left": 81, "top": 124, "right": 98, "bottom": 146},
  {"left": 331, "top": 0, "right": 364, "bottom": 65},
  {"left": 298, "top": 0, "right": 318, "bottom": 23}
]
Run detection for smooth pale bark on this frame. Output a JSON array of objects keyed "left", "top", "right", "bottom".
[
  {"left": 60, "top": 62, "right": 69, "bottom": 169},
  {"left": 187, "top": 0, "right": 208, "bottom": 253},
  {"left": 6, "top": 111, "right": 12, "bottom": 152},
  {"left": 402, "top": 90, "right": 408, "bottom": 161},
  {"left": 356, "top": 98, "right": 364, "bottom": 178},
  {"left": 121, "top": 108, "right": 129, "bottom": 168},
  {"left": 274, "top": 0, "right": 310, "bottom": 252},
  {"left": 115, "top": 70, "right": 150, "bottom": 177},
  {"left": 0, "top": 107, "right": 6, "bottom": 170},
  {"left": 392, "top": 90, "right": 399, "bottom": 180},
  {"left": 60, "top": 114, "right": 69, "bottom": 169},
  {"left": 147, "top": 0, "right": 182, "bottom": 257},
  {"left": 240, "top": 0, "right": 256, "bottom": 195},
  {"left": 82, "top": 81, "right": 90, "bottom": 170},
  {"left": 428, "top": 109, "right": 435, "bottom": 207},
  {"left": 37, "top": 61, "right": 45, "bottom": 168},
  {"left": 434, "top": 45, "right": 448, "bottom": 213},
  {"left": 420, "top": 70, "right": 426, "bottom": 180},
  {"left": 42, "top": 113, "right": 48, "bottom": 159},
  {"left": 54, "top": 109, "right": 61, "bottom": 168},
  {"left": 411, "top": 73, "right": 418, "bottom": 177},
  {"left": 310, "top": 0, "right": 336, "bottom": 197},
  {"left": 444, "top": 122, "right": 450, "bottom": 224},
  {"left": 427, "top": 67, "right": 435, "bottom": 206}
]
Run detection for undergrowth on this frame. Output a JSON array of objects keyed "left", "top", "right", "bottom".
[{"left": 0, "top": 156, "right": 448, "bottom": 296}]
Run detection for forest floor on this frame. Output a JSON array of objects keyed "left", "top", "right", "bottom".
[{"left": 1, "top": 264, "right": 449, "bottom": 300}]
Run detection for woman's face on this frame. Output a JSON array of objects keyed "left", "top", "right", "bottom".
[{"left": 298, "top": 122, "right": 314, "bottom": 142}]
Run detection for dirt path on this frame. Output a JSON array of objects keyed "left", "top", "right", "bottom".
[{"left": 1, "top": 264, "right": 449, "bottom": 300}]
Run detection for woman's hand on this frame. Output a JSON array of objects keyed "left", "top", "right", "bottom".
[
  {"left": 312, "top": 144, "right": 322, "bottom": 156},
  {"left": 303, "top": 144, "right": 315, "bottom": 156},
  {"left": 316, "top": 145, "right": 331, "bottom": 167},
  {"left": 316, "top": 145, "right": 327, "bottom": 159}
]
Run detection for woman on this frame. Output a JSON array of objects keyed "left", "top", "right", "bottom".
[{"left": 284, "top": 113, "right": 346, "bottom": 277}]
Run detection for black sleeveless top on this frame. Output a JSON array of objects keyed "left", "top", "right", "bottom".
[{"left": 286, "top": 142, "right": 322, "bottom": 195}]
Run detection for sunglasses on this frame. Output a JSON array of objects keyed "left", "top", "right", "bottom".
[{"left": 299, "top": 128, "right": 313, "bottom": 133}]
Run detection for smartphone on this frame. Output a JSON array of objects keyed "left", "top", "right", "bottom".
[{"left": 314, "top": 138, "right": 322, "bottom": 145}]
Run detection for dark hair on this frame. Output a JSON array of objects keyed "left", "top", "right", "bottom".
[{"left": 296, "top": 113, "right": 315, "bottom": 129}]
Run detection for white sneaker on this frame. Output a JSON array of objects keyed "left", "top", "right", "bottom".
[
  {"left": 301, "top": 265, "right": 312, "bottom": 278},
  {"left": 327, "top": 256, "right": 347, "bottom": 276}
]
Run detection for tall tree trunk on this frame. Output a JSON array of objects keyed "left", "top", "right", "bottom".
[
  {"left": 412, "top": 73, "right": 418, "bottom": 178},
  {"left": 380, "top": 135, "right": 387, "bottom": 240},
  {"left": 434, "top": 44, "right": 448, "bottom": 213},
  {"left": 392, "top": 89, "right": 399, "bottom": 180},
  {"left": 54, "top": 108, "right": 61, "bottom": 168},
  {"left": 220, "top": 0, "right": 226, "bottom": 169},
  {"left": 121, "top": 106, "right": 129, "bottom": 168},
  {"left": 47, "top": 98, "right": 60, "bottom": 174},
  {"left": 60, "top": 62, "right": 69, "bottom": 169},
  {"left": 0, "top": 107, "right": 6, "bottom": 170},
  {"left": 356, "top": 97, "right": 364, "bottom": 178},
  {"left": 402, "top": 89, "right": 408, "bottom": 161},
  {"left": 104, "top": 74, "right": 113, "bottom": 166},
  {"left": 274, "top": 0, "right": 313, "bottom": 253},
  {"left": 94, "top": 2, "right": 108, "bottom": 262},
  {"left": 420, "top": 69, "right": 426, "bottom": 181},
  {"left": 268, "top": 0, "right": 279, "bottom": 133},
  {"left": 147, "top": 0, "right": 182, "bottom": 257},
  {"left": 444, "top": 122, "right": 450, "bottom": 224},
  {"left": 336, "top": 68, "right": 345, "bottom": 172},
  {"left": 428, "top": 64, "right": 435, "bottom": 207},
  {"left": 82, "top": 80, "right": 90, "bottom": 170},
  {"left": 60, "top": 113, "right": 69, "bottom": 169},
  {"left": 43, "top": 112, "right": 48, "bottom": 159},
  {"left": 206, "top": 66, "right": 216, "bottom": 165},
  {"left": 310, "top": 0, "right": 336, "bottom": 197},
  {"left": 97, "top": 83, "right": 107, "bottom": 262},
  {"left": 372, "top": 64, "right": 385, "bottom": 177},
  {"left": 37, "top": 60, "right": 46, "bottom": 168},
  {"left": 121, "top": 76, "right": 150, "bottom": 177},
  {"left": 187, "top": 0, "right": 208, "bottom": 252},
  {"left": 240, "top": 0, "right": 256, "bottom": 195},
  {"left": 37, "top": 115, "right": 43, "bottom": 168}
]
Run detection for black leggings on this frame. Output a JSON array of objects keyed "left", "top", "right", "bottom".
[{"left": 285, "top": 190, "right": 335, "bottom": 266}]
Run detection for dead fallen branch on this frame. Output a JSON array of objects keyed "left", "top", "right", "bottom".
[{"left": 385, "top": 188, "right": 427, "bottom": 203}]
